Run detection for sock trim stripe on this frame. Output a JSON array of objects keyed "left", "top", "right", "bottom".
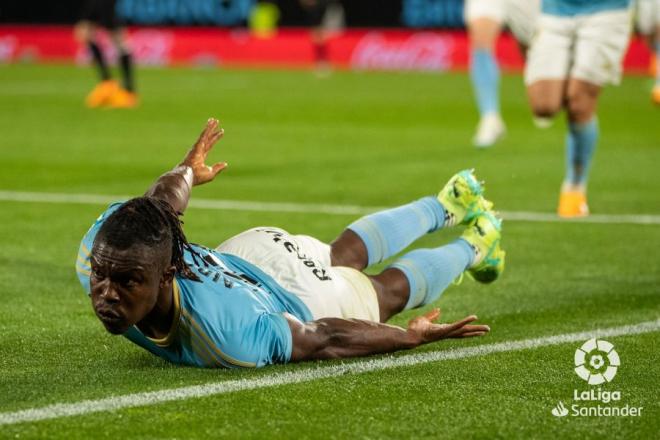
[{"left": 390, "top": 259, "right": 426, "bottom": 310}]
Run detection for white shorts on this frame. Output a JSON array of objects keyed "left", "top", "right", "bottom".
[
  {"left": 217, "top": 227, "right": 380, "bottom": 322},
  {"left": 464, "top": 0, "right": 541, "bottom": 46},
  {"left": 524, "top": 9, "right": 633, "bottom": 86},
  {"left": 635, "top": 0, "right": 660, "bottom": 35}
]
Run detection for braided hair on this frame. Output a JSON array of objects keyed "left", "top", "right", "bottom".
[{"left": 94, "top": 197, "right": 201, "bottom": 281}]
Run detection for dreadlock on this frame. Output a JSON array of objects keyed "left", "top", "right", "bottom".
[{"left": 94, "top": 197, "right": 201, "bottom": 281}]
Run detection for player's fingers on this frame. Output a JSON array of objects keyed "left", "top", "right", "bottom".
[
  {"left": 465, "top": 324, "right": 490, "bottom": 332},
  {"left": 195, "top": 118, "right": 218, "bottom": 150},
  {"left": 457, "top": 331, "right": 488, "bottom": 338},
  {"left": 445, "top": 315, "right": 478, "bottom": 332},
  {"left": 448, "top": 324, "right": 490, "bottom": 337},
  {"left": 207, "top": 129, "right": 224, "bottom": 149},
  {"left": 211, "top": 162, "right": 228, "bottom": 175}
]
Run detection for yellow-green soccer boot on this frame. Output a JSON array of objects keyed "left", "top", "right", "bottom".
[
  {"left": 437, "top": 169, "right": 493, "bottom": 227},
  {"left": 460, "top": 211, "right": 505, "bottom": 283}
]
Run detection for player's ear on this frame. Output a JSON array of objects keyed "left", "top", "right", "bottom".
[{"left": 160, "top": 266, "right": 177, "bottom": 288}]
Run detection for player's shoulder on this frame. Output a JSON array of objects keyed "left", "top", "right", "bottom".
[{"left": 177, "top": 272, "right": 266, "bottom": 330}]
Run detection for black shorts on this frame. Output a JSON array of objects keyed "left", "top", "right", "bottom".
[{"left": 80, "top": 0, "right": 123, "bottom": 30}]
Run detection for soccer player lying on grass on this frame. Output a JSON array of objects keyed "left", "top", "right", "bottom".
[{"left": 76, "top": 119, "right": 504, "bottom": 368}]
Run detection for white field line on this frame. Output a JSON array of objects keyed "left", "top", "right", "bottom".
[
  {"left": 1, "top": 190, "right": 659, "bottom": 225},
  {"left": 1, "top": 319, "right": 659, "bottom": 426}
]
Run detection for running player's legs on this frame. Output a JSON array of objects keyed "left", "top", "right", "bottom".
[
  {"left": 524, "top": 14, "right": 573, "bottom": 119},
  {"left": 465, "top": 0, "right": 506, "bottom": 147},
  {"left": 526, "top": 9, "right": 632, "bottom": 217},
  {"left": 76, "top": 0, "right": 137, "bottom": 108},
  {"left": 76, "top": 1, "right": 117, "bottom": 107}
]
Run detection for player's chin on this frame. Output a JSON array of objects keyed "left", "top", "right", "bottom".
[{"left": 99, "top": 317, "right": 131, "bottom": 335}]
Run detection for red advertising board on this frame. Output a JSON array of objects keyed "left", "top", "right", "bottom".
[{"left": 0, "top": 25, "right": 653, "bottom": 73}]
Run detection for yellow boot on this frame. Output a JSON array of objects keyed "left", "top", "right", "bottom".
[
  {"left": 557, "top": 190, "right": 589, "bottom": 218},
  {"left": 85, "top": 80, "right": 119, "bottom": 108},
  {"left": 107, "top": 88, "right": 139, "bottom": 109}
]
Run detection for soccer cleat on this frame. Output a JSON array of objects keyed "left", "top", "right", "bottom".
[
  {"left": 652, "top": 85, "right": 660, "bottom": 106},
  {"left": 107, "top": 89, "right": 139, "bottom": 109},
  {"left": 557, "top": 190, "right": 589, "bottom": 218},
  {"left": 85, "top": 80, "right": 120, "bottom": 108},
  {"left": 437, "top": 169, "right": 493, "bottom": 227},
  {"left": 460, "top": 211, "right": 505, "bottom": 284},
  {"left": 472, "top": 113, "right": 506, "bottom": 148}
]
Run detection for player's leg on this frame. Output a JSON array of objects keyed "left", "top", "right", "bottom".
[
  {"left": 523, "top": 13, "right": 572, "bottom": 127},
  {"left": 558, "top": 8, "right": 632, "bottom": 217},
  {"left": 330, "top": 170, "right": 490, "bottom": 270},
  {"left": 75, "top": 15, "right": 119, "bottom": 108},
  {"left": 103, "top": 0, "right": 138, "bottom": 108},
  {"left": 369, "top": 212, "right": 504, "bottom": 322},
  {"left": 465, "top": 0, "right": 506, "bottom": 147},
  {"left": 558, "top": 78, "right": 601, "bottom": 217},
  {"left": 300, "top": 0, "right": 331, "bottom": 75},
  {"left": 75, "top": 21, "right": 110, "bottom": 84},
  {"left": 526, "top": 79, "right": 565, "bottom": 122},
  {"left": 106, "top": 28, "right": 138, "bottom": 108}
]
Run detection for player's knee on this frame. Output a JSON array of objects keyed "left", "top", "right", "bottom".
[
  {"left": 330, "top": 245, "right": 365, "bottom": 270},
  {"left": 74, "top": 23, "right": 93, "bottom": 43},
  {"left": 566, "top": 93, "right": 594, "bottom": 122},
  {"left": 329, "top": 229, "right": 369, "bottom": 270},
  {"left": 530, "top": 100, "right": 561, "bottom": 119},
  {"left": 110, "top": 31, "right": 129, "bottom": 52}
]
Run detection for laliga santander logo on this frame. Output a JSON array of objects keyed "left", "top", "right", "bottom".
[
  {"left": 551, "top": 339, "right": 642, "bottom": 418},
  {"left": 574, "top": 338, "right": 619, "bottom": 385}
]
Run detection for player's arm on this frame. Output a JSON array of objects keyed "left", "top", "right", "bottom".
[
  {"left": 144, "top": 118, "right": 227, "bottom": 213},
  {"left": 286, "top": 309, "right": 489, "bottom": 362}
]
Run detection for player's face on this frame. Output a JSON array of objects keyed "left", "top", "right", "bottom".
[{"left": 89, "top": 243, "right": 165, "bottom": 335}]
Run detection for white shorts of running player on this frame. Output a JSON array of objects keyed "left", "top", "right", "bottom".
[
  {"left": 217, "top": 227, "right": 380, "bottom": 322},
  {"left": 635, "top": 0, "right": 660, "bottom": 35},
  {"left": 525, "top": 9, "right": 633, "bottom": 86},
  {"left": 464, "top": 0, "right": 540, "bottom": 46}
]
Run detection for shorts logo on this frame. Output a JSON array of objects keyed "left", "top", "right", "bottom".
[
  {"left": 258, "top": 229, "right": 332, "bottom": 281},
  {"left": 574, "top": 338, "right": 619, "bottom": 385}
]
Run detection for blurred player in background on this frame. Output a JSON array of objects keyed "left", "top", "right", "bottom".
[
  {"left": 299, "top": 0, "right": 342, "bottom": 76},
  {"left": 525, "top": 0, "right": 633, "bottom": 218},
  {"left": 635, "top": 0, "right": 660, "bottom": 103},
  {"left": 464, "top": 0, "right": 540, "bottom": 148},
  {"left": 75, "top": 0, "right": 138, "bottom": 108}
]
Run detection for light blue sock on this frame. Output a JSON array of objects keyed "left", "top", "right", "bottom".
[
  {"left": 348, "top": 196, "right": 446, "bottom": 266},
  {"left": 389, "top": 239, "right": 474, "bottom": 310},
  {"left": 565, "top": 118, "right": 599, "bottom": 186},
  {"left": 470, "top": 49, "right": 500, "bottom": 116}
]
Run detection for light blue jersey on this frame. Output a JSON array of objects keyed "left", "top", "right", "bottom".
[
  {"left": 542, "top": 0, "right": 632, "bottom": 16},
  {"left": 76, "top": 203, "right": 313, "bottom": 368}
]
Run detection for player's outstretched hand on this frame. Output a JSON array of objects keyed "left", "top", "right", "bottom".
[
  {"left": 180, "top": 118, "right": 227, "bottom": 186},
  {"left": 407, "top": 308, "right": 490, "bottom": 344}
]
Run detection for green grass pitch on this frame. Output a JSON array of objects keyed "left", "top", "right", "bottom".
[{"left": 0, "top": 64, "right": 659, "bottom": 439}]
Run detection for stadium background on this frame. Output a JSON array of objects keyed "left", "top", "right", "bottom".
[{"left": 0, "top": 0, "right": 652, "bottom": 70}]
